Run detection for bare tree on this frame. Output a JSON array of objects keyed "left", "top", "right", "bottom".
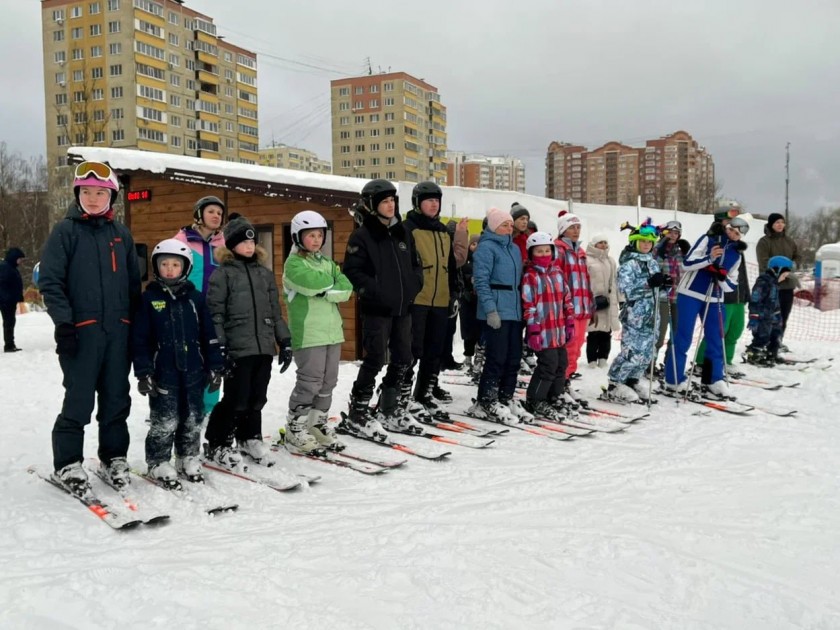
[
  {"left": 787, "top": 206, "right": 840, "bottom": 267},
  {"left": 0, "top": 143, "right": 50, "bottom": 283}
]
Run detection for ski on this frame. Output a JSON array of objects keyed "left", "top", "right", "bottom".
[
  {"left": 90, "top": 460, "right": 170, "bottom": 525},
  {"left": 448, "top": 418, "right": 509, "bottom": 436},
  {"left": 269, "top": 442, "right": 389, "bottom": 475},
  {"left": 581, "top": 401, "right": 650, "bottom": 422},
  {"left": 731, "top": 376, "right": 800, "bottom": 389},
  {"left": 413, "top": 414, "right": 501, "bottom": 439},
  {"left": 555, "top": 414, "right": 628, "bottom": 433},
  {"left": 657, "top": 389, "right": 755, "bottom": 415},
  {"left": 528, "top": 418, "right": 595, "bottom": 436},
  {"left": 28, "top": 466, "right": 143, "bottom": 530},
  {"left": 131, "top": 470, "right": 239, "bottom": 515},
  {"left": 201, "top": 461, "right": 303, "bottom": 492},
  {"left": 448, "top": 410, "right": 575, "bottom": 441},
  {"left": 731, "top": 402, "right": 797, "bottom": 417},
  {"left": 337, "top": 413, "right": 452, "bottom": 460},
  {"left": 333, "top": 450, "right": 406, "bottom": 469}
]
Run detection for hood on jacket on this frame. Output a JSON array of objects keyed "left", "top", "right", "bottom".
[
  {"left": 215, "top": 244, "right": 270, "bottom": 265},
  {"left": 406, "top": 210, "right": 445, "bottom": 232},
  {"left": 358, "top": 210, "right": 407, "bottom": 242},
  {"left": 4, "top": 248, "right": 25, "bottom": 264}
]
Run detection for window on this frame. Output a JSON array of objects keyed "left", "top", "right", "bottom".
[
  {"left": 340, "top": 131, "right": 350, "bottom": 139},
  {"left": 355, "top": 144, "right": 365, "bottom": 152},
  {"left": 90, "top": 45, "right": 102, "bottom": 57},
  {"left": 339, "top": 116, "right": 349, "bottom": 126},
  {"left": 170, "top": 74, "right": 180, "bottom": 87},
  {"left": 354, "top": 101, "right": 363, "bottom": 110},
  {"left": 52, "top": 9, "right": 65, "bottom": 21},
  {"left": 370, "top": 129, "right": 380, "bottom": 137},
  {"left": 55, "top": 72, "right": 66, "bottom": 84},
  {"left": 55, "top": 51, "right": 66, "bottom": 63},
  {"left": 370, "top": 85, "right": 379, "bottom": 93},
  {"left": 339, "top": 87, "right": 350, "bottom": 96},
  {"left": 370, "top": 99, "right": 379, "bottom": 108},
  {"left": 354, "top": 115, "right": 364, "bottom": 124},
  {"left": 186, "top": 119, "right": 195, "bottom": 130},
  {"left": 92, "top": 88, "right": 104, "bottom": 100},
  {"left": 72, "top": 48, "right": 84, "bottom": 60},
  {"left": 71, "top": 6, "right": 82, "bottom": 18},
  {"left": 369, "top": 143, "right": 380, "bottom": 151},
  {"left": 170, "top": 115, "right": 181, "bottom": 127},
  {"left": 385, "top": 112, "right": 394, "bottom": 121},
  {"left": 384, "top": 97, "right": 394, "bottom": 106},
  {"left": 56, "top": 93, "right": 68, "bottom": 105},
  {"left": 385, "top": 142, "right": 395, "bottom": 150},
  {"left": 168, "top": 33, "right": 179, "bottom": 46},
  {"left": 108, "top": 21, "right": 120, "bottom": 33},
  {"left": 340, "top": 146, "right": 350, "bottom": 154},
  {"left": 109, "top": 43, "right": 122, "bottom": 55},
  {"left": 89, "top": 2, "right": 101, "bottom": 13},
  {"left": 112, "top": 129, "right": 125, "bottom": 142},
  {"left": 386, "top": 157, "right": 396, "bottom": 165},
  {"left": 384, "top": 82, "right": 393, "bottom": 91},
  {"left": 369, "top": 114, "right": 379, "bottom": 123},
  {"left": 71, "top": 27, "right": 83, "bottom": 39},
  {"left": 72, "top": 69, "right": 84, "bottom": 82},
  {"left": 72, "top": 91, "right": 85, "bottom": 102},
  {"left": 137, "top": 19, "right": 162, "bottom": 38},
  {"left": 109, "top": 64, "right": 121, "bottom": 76},
  {"left": 339, "top": 102, "right": 349, "bottom": 111},
  {"left": 93, "top": 109, "right": 105, "bottom": 121},
  {"left": 138, "top": 128, "right": 166, "bottom": 143},
  {"left": 138, "top": 84, "right": 165, "bottom": 102},
  {"left": 355, "top": 130, "right": 365, "bottom": 138},
  {"left": 224, "top": 52, "right": 232, "bottom": 62},
  {"left": 171, "top": 135, "right": 182, "bottom": 147},
  {"left": 111, "top": 86, "right": 123, "bottom": 98},
  {"left": 169, "top": 94, "right": 181, "bottom": 107},
  {"left": 134, "top": 0, "right": 164, "bottom": 17},
  {"left": 135, "top": 41, "right": 165, "bottom": 60},
  {"left": 110, "top": 107, "right": 124, "bottom": 119},
  {"left": 57, "top": 134, "right": 69, "bottom": 146},
  {"left": 140, "top": 107, "right": 164, "bottom": 122},
  {"left": 91, "top": 67, "right": 103, "bottom": 79},
  {"left": 168, "top": 11, "right": 179, "bottom": 24},
  {"left": 385, "top": 127, "right": 395, "bottom": 135},
  {"left": 107, "top": 0, "right": 120, "bottom": 10},
  {"left": 89, "top": 24, "right": 101, "bottom": 36},
  {"left": 57, "top": 113, "right": 68, "bottom": 126},
  {"left": 53, "top": 30, "right": 65, "bottom": 42},
  {"left": 93, "top": 131, "right": 105, "bottom": 143},
  {"left": 168, "top": 53, "right": 179, "bottom": 67}
]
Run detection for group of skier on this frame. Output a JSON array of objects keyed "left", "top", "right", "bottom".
[{"left": 33, "top": 161, "right": 800, "bottom": 497}]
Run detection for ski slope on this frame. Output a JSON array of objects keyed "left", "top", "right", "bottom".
[{"left": 1, "top": 311, "right": 839, "bottom": 629}]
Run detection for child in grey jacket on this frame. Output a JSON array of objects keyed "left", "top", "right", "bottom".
[{"left": 204, "top": 217, "right": 292, "bottom": 468}]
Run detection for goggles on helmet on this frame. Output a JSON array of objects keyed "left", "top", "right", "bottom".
[
  {"left": 74, "top": 161, "right": 115, "bottom": 182},
  {"left": 725, "top": 218, "right": 750, "bottom": 235}
]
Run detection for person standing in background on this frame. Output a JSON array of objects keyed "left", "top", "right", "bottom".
[
  {"left": 755, "top": 213, "right": 800, "bottom": 350},
  {"left": 0, "top": 247, "right": 26, "bottom": 352},
  {"left": 585, "top": 234, "right": 620, "bottom": 368}
]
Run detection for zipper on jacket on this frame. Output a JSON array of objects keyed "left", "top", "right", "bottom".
[
  {"left": 390, "top": 234, "right": 405, "bottom": 311},
  {"left": 245, "top": 263, "right": 262, "bottom": 354},
  {"left": 110, "top": 241, "right": 117, "bottom": 272}
]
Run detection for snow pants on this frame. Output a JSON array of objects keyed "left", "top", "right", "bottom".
[
  {"left": 526, "top": 347, "right": 568, "bottom": 403},
  {"left": 696, "top": 302, "right": 745, "bottom": 366},
  {"left": 288, "top": 343, "right": 342, "bottom": 413},
  {"left": 608, "top": 296, "right": 658, "bottom": 385},
  {"left": 664, "top": 294, "right": 725, "bottom": 386},
  {"left": 586, "top": 331, "right": 612, "bottom": 363},
  {"left": 145, "top": 370, "right": 205, "bottom": 466},
  {"left": 565, "top": 317, "right": 589, "bottom": 377},
  {"left": 477, "top": 320, "right": 522, "bottom": 403},
  {"left": 353, "top": 313, "right": 412, "bottom": 397},
  {"left": 404, "top": 304, "right": 448, "bottom": 390},
  {"left": 205, "top": 354, "right": 272, "bottom": 448},
  {"left": 51, "top": 323, "right": 131, "bottom": 472}
]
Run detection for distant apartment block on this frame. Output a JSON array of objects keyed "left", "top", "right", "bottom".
[
  {"left": 330, "top": 71, "right": 447, "bottom": 183},
  {"left": 446, "top": 152, "right": 525, "bottom": 193},
  {"left": 41, "top": 0, "right": 259, "bottom": 178},
  {"left": 259, "top": 144, "right": 331, "bottom": 174},
  {"left": 546, "top": 131, "right": 715, "bottom": 212}
]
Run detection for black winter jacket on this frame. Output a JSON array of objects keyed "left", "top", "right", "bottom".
[
  {"left": 39, "top": 203, "right": 141, "bottom": 331},
  {"left": 132, "top": 279, "right": 223, "bottom": 382},
  {"left": 343, "top": 213, "right": 423, "bottom": 317},
  {"left": 0, "top": 247, "right": 25, "bottom": 306},
  {"left": 207, "top": 246, "right": 291, "bottom": 360}
]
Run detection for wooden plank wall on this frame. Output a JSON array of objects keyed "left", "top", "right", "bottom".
[{"left": 126, "top": 174, "right": 360, "bottom": 361}]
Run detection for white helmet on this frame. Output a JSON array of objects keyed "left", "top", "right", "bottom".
[
  {"left": 291, "top": 210, "right": 328, "bottom": 248},
  {"left": 526, "top": 231, "right": 555, "bottom": 258},
  {"left": 151, "top": 238, "right": 193, "bottom": 285}
]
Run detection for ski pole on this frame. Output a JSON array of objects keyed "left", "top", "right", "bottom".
[
  {"left": 684, "top": 281, "right": 717, "bottom": 401},
  {"left": 647, "top": 286, "right": 660, "bottom": 410}
]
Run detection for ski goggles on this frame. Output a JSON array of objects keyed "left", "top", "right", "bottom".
[
  {"left": 725, "top": 218, "right": 750, "bottom": 235},
  {"left": 74, "top": 161, "right": 114, "bottom": 182}
]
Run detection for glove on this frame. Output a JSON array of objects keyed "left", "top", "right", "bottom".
[
  {"left": 526, "top": 325, "right": 542, "bottom": 352},
  {"left": 54, "top": 323, "right": 79, "bottom": 357},
  {"left": 278, "top": 341, "right": 293, "bottom": 374},
  {"left": 207, "top": 370, "right": 223, "bottom": 394},
  {"left": 137, "top": 374, "right": 158, "bottom": 397},
  {"left": 647, "top": 272, "right": 668, "bottom": 288},
  {"left": 564, "top": 319, "right": 576, "bottom": 344},
  {"left": 747, "top": 313, "right": 759, "bottom": 332},
  {"left": 486, "top": 311, "right": 502, "bottom": 330},
  {"left": 705, "top": 264, "right": 729, "bottom": 280}
]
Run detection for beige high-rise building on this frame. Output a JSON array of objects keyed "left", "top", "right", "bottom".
[
  {"left": 259, "top": 144, "right": 331, "bottom": 174},
  {"left": 446, "top": 152, "right": 525, "bottom": 193},
  {"left": 545, "top": 131, "right": 715, "bottom": 212},
  {"left": 330, "top": 72, "right": 447, "bottom": 184},
  {"left": 41, "top": 0, "right": 258, "bottom": 206}
]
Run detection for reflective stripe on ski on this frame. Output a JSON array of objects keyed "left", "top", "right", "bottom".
[
  {"left": 447, "top": 411, "right": 575, "bottom": 441},
  {"left": 337, "top": 413, "right": 453, "bottom": 460}
]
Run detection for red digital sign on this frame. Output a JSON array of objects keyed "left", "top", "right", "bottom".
[{"left": 127, "top": 189, "right": 152, "bottom": 202}]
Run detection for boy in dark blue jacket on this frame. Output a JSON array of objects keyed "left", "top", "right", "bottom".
[
  {"left": 132, "top": 239, "right": 223, "bottom": 486},
  {"left": 743, "top": 256, "right": 792, "bottom": 367}
]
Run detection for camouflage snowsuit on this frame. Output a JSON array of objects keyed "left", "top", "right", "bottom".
[{"left": 607, "top": 250, "right": 660, "bottom": 384}]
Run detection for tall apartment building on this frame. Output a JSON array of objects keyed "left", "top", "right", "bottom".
[
  {"left": 330, "top": 72, "right": 447, "bottom": 184},
  {"left": 259, "top": 144, "right": 331, "bottom": 174},
  {"left": 446, "top": 152, "right": 525, "bottom": 193},
  {"left": 545, "top": 131, "right": 715, "bottom": 212},
  {"left": 41, "top": 0, "right": 259, "bottom": 199}
]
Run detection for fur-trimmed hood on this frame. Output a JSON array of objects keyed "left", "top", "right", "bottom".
[{"left": 215, "top": 244, "right": 269, "bottom": 265}]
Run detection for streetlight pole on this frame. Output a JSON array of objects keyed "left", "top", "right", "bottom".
[{"left": 785, "top": 142, "right": 790, "bottom": 222}]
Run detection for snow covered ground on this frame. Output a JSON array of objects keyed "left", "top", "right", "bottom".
[{"left": 2, "top": 311, "right": 839, "bottom": 629}]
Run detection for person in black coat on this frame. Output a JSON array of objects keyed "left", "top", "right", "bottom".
[
  {"left": 342, "top": 179, "right": 423, "bottom": 440},
  {"left": 132, "top": 239, "right": 224, "bottom": 485},
  {"left": 39, "top": 162, "right": 141, "bottom": 492},
  {"left": 0, "top": 247, "right": 25, "bottom": 352}
]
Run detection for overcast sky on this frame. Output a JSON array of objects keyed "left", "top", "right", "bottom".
[{"left": 2, "top": 0, "right": 838, "bottom": 216}]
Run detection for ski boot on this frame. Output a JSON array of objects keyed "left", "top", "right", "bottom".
[
  {"left": 600, "top": 382, "right": 640, "bottom": 404},
  {"left": 239, "top": 438, "right": 277, "bottom": 466},
  {"left": 467, "top": 398, "right": 520, "bottom": 426},
  {"left": 307, "top": 408, "right": 346, "bottom": 452},
  {"left": 99, "top": 457, "right": 130, "bottom": 489},
  {"left": 430, "top": 375, "right": 453, "bottom": 404},
  {"left": 629, "top": 377, "right": 655, "bottom": 403},
  {"left": 175, "top": 455, "right": 204, "bottom": 483},
  {"left": 376, "top": 386, "right": 425, "bottom": 435},
  {"left": 204, "top": 443, "right": 244, "bottom": 470},
  {"left": 503, "top": 396, "right": 535, "bottom": 424},
  {"left": 702, "top": 380, "right": 735, "bottom": 401},
  {"left": 283, "top": 406, "right": 325, "bottom": 455},
  {"left": 148, "top": 461, "right": 182, "bottom": 490},
  {"left": 341, "top": 388, "right": 389, "bottom": 443},
  {"left": 53, "top": 461, "right": 91, "bottom": 497}
]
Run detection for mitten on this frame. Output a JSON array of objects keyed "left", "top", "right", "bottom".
[
  {"left": 564, "top": 319, "right": 576, "bottom": 344},
  {"left": 207, "top": 370, "right": 223, "bottom": 394},
  {"left": 485, "top": 311, "right": 502, "bottom": 330},
  {"left": 54, "top": 323, "right": 79, "bottom": 357},
  {"left": 647, "top": 272, "right": 667, "bottom": 288},
  {"left": 526, "top": 325, "right": 541, "bottom": 352},
  {"left": 705, "top": 264, "right": 728, "bottom": 280}
]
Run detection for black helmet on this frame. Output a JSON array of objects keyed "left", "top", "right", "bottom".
[
  {"left": 360, "top": 179, "right": 398, "bottom": 217},
  {"left": 193, "top": 195, "right": 226, "bottom": 225},
  {"left": 411, "top": 181, "right": 443, "bottom": 211}
]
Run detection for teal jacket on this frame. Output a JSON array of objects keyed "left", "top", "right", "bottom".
[{"left": 283, "top": 251, "right": 353, "bottom": 350}]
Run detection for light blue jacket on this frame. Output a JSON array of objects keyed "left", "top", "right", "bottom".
[{"left": 472, "top": 229, "right": 523, "bottom": 321}]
